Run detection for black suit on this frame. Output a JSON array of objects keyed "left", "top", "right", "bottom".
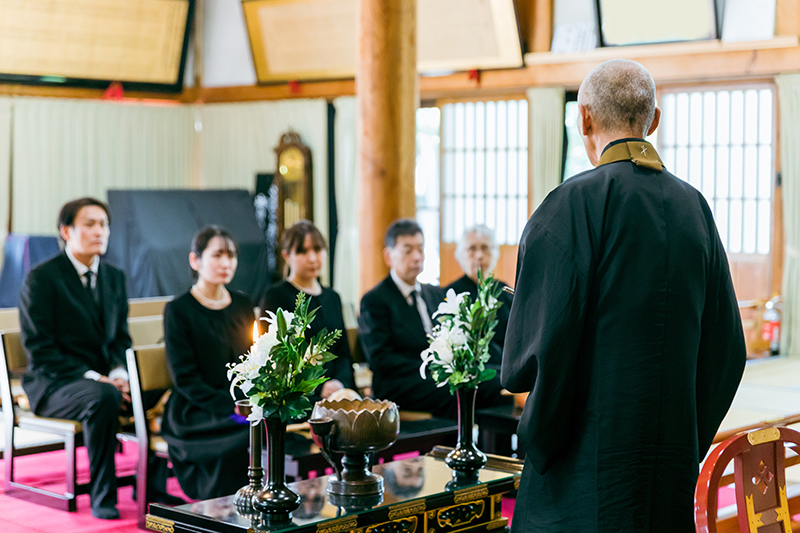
[
  {"left": 19, "top": 252, "right": 131, "bottom": 513},
  {"left": 358, "top": 275, "right": 509, "bottom": 418}
]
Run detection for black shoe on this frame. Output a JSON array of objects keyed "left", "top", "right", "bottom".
[
  {"left": 132, "top": 485, "right": 186, "bottom": 506},
  {"left": 91, "top": 505, "right": 120, "bottom": 520},
  {"left": 150, "top": 491, "right": 186, "bottom": 506}
]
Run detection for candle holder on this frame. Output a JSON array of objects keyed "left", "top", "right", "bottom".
[{"left": 233, "top": 400, "right": 264, "bottom": 515}]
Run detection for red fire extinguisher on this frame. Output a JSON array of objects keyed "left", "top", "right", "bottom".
[{"left": 761, "top": 296, "right": 782, "bottom": 356}]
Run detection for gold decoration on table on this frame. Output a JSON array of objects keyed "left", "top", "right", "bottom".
[
  {"left": 365, "top": 516, "right": 418, "bottom": 533},
  {"left": 145, "top": 515, "right": 175, "bottom": 533},
  {"left": 436, "top": 500, "right": 485, "bottom": 527},
  {"left": 316, "top": 516, "right": 359, "bottom": 533},
  {"left": 388, "top": 501, "right": 427, "bottom": 519},
  {"left": 453, "top": 485, "right": 489, "bottom": 503},
  {"left": 486, "top": 518, "right": 509, "bottom": 530}
]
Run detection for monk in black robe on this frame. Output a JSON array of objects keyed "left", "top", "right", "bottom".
[{"left": 501, "top": 59, "right": 746, "bottom": 532}]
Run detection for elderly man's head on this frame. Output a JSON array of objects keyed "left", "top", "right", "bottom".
[
  {"left": 577, "top": 59, "right": 661, "bottom": 165},
  {"left": 456, "top": 225, "right": 499, "bottom": 282}
]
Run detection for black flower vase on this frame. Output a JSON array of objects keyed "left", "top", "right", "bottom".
[
  {"left": 252, "top": 417, "right": 300, "bottom": 524},
  {"left": 445, "top": 387, "right": 487, "bottom": 473}
]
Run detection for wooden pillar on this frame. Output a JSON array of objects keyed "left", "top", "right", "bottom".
[
  {"left": 775, "top": 0, "right": 800, "bottom": 37},
  {"left": 530, "top": 0, "right": 553, "bottom": 53},
  {"left": 357, "top": 0, "right": 418, "bottom": 295}
]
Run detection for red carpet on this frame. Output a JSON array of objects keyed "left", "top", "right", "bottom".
[
  {"left": 1, "top": 446, "right": 767, "bottom": 532},
  {"left": 0, "top": 443, "right": 186, "bottom": 533},
  {"left": 4, "top": 445, "right": 781, "bottom": 532},
  {"left": 0, "top": 444, "right": 514, "bottom": 532}
]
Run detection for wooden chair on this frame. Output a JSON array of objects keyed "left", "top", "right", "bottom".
[
  {"left": 127, "top": 296, "right": 173, "bottom": 318},
  {"left": 0, "top": 307, "right": 19, "bottom": 330},
  {"left": 0, "top": 329, "right": 136, "bottom": 511},
  {"left": 125, "top": 344, "right": 174, "bottom": 529},
  {"left": 128, "top": 315, "right": 164, "bottom": 347},
  {"left": 695, "top": 426, "right": 800, "bottom": 533}
]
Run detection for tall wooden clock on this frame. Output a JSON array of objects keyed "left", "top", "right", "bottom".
[{"left": 274, "top": 130, "right": 313, "bottom": 230}]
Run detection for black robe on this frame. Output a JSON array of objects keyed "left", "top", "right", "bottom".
[
  {"left": 161, "top": 291, "right": 254, "bottom": 500},
  {"left": 501, "top": 139, "right": 746, "bottom": 532},
  {"left": 445, "top": 275, "right": 512, "bottom": 367},
  {"left": 260, "top": 280, "right": 356, "bottom": 403}
]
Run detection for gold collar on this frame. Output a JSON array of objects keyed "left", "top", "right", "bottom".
[{"left": 597, "top": 140, "right": 664, "bottom": 170}]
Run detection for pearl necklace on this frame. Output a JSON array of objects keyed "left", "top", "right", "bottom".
[
  {"left": 287, "top": 277, "right": 322, "bottom": 296},
  {"left": 191, "top": 285, "right": 231, "bottom": 310}
]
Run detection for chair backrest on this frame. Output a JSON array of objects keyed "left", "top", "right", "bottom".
[
  {"left": 695, "top": 426, "right": 800, "bottom": 533},
  {"left": 127, "top": 296, "right": 173, "bottom": 318},
  {"left": 0, "top": 330, "right": 25, "bottom": 422},
  {"left": 128, "top": 344, "right": 171, "bottom": 394},
  {"left": 126, "top": 344, "right": 171, "bottom": 444},
  {"left": 0, "top": 309, "right": 19, "bottom": 331},
  {"left": 346, "top": 327, "right": 366, "bottom": 364},
  {"left": 0, "top": 330, "right": 26, "bottom": 374},
  {"left": 128, "top": 315, "right": 164, "bottom": 347}
]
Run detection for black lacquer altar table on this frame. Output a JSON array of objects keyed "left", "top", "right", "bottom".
[{"left": 146, "top": 449, "right": 522, "bottom": 533}]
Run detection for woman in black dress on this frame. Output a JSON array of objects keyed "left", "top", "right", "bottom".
[
  {"left": 161, "top": 226, "right": 254, "bottom": 500},
  {"left": 259, "top": 220, "right": 355, "bottom": 401},
  {"left": 446, "top": 224, "right": 512, "bottom": 368}
]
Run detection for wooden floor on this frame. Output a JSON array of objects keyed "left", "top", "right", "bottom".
[
  {"left": 719, "top": 356, "right": 800, "bottom": 434},
  {"left": 715, "top": 356, "right": 800, "bottom": 489}
]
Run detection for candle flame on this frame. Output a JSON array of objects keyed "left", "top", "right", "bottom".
[{"left": 252, "top": 321, "right": 259, "bottom": 342}]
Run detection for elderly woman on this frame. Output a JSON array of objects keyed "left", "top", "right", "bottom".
[{"left": 446, "top": 225, "right": 512, "bottom": 367}]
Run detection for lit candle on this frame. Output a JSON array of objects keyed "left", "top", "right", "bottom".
[{"left": 253, "top": 321, "right": 259, "bottom": 342}]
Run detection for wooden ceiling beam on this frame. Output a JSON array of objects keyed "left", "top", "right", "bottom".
[
  {"left": 2, "top": 38, "right": 798, "bottom": 104},
  {"left": 191, "top": 38, "right": 800, "bottom": 103},
  {"left": 0, "top": 83, "right": 184, "bottom": 102}
]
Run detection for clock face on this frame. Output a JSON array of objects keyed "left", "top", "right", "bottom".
[{"left": 278, "top": 147, "right": 305, "bottom": 183}]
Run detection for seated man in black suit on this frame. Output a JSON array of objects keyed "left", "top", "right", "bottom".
[
  {"left": 359, "top": 219, "right": 510, "bottom": 419},
  {"left": 18, "top": 197, "right": 178, "bottom": 519},
  {"left": 446, "top": 225, "right": 513, "bottom": 368}
]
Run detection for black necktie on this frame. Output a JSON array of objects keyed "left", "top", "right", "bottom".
[
  {"left": 83, "top": 271, "right": 99, "bottom": 306},
  {"left": 408, "top": 289, "right": 418, "bottom": 307}
]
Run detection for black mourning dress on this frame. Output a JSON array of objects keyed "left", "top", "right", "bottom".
[
  {"left": 161, "top": 291, "right": 254, "bottom": 500},
  {"left": 445, "top": 275, "right": 512, "bottom": 367},
  {"left": 260, "top": 281, "right": 355, "bottom": 402}
]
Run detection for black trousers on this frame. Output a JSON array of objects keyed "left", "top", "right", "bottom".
[
  {"left": 35, "top": 379, "right": 170, "bottom": 510},
  {"left": 36, "top": 379, "right": 122, "bottom": 510}
]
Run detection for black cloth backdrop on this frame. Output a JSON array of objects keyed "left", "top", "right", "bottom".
[
  {"left": 0, "top": 235, "right": 60, "bottom": 308},
  {"left": 105, "top": 190, "right": 271, "bottom": 301}
]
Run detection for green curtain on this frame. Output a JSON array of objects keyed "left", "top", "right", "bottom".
[
  {"left": 0, "top": 97, "right": 11, "bottom": 270},
  {"left": 527, "top": 87, "right": 565, "bottom": 212},
  {"left": 331, "top": 96, "right": 359, "bottom": 327},
  {"left": 11, "top": 97, "right": 194, "bottom": 235},
  {"left": 195, "top": 99, "right": 330, "bottom": 284},
  {"left": 777, "top": 74, "right": 800, "bottom": 356}
]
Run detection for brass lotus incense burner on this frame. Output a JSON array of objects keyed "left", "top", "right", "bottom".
[{"left": 309, "top": 399, "right": 399, "bottom": 498}]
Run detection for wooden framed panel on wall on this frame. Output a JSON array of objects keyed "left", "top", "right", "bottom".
[
  {"left": 241, "top": 0, "right": 523, "bottom": 84},
  {"left": 0, "top": 0, "right": 193, "bottom": 92}
]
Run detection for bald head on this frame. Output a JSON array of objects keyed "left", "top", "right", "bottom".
[{"left": 578, "top": 59, "right": 656, "bottom": 138}]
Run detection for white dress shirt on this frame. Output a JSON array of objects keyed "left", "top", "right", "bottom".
[
  {"left": 390, "top": 269, "right": 433, "bottom": 335},
  {"left": 65, "top": 247, "right": 128, "bottom": 382}
]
